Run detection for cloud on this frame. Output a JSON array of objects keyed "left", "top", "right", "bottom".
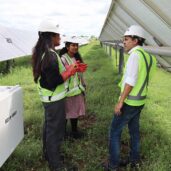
[{"left": 0, "top": 0, "right": 111, "bottom": 36}]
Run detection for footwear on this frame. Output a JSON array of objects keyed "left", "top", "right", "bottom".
[
  {"left": 119, "top": 158, "right": 141, "bottom": 168},
  {"left": 43, "top": 154, "right": 64, "bottom": 164},
  {"left": 70, "top": 131, "right": 85, "bottom": 139},
  {"left": 119, "top": 157, "right": 129, "bottom": 167},
  {"left": 130, "top": 161, "right": 140, "bottom": 169},
  {"left": 101, "top": 161, "right": 119, "bottom": 171},
  {"left": 50, "top": 165, "right": 78, "bottom": 171},
  {"left": 60, "top": 154, "right": 65, "bottom": 164}
]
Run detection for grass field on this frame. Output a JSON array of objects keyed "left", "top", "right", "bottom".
[{"left": 0, "top": 41, "right": 171, "bottom": 171}]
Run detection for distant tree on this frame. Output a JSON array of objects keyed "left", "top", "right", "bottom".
[{"left": 90, "top": 35, "right": 97, "bottom": 41}]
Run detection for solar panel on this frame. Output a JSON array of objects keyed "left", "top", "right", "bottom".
[
  {"left": 99, "top": 0, "right": 171, "bottom": 47},
  {"left": 0, "top": 25, "right": 89, "bottom": 62},
  {"left": 0, "top": 25, "right": 38, "bottom": 62}
]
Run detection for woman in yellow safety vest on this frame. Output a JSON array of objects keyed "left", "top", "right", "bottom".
[
  {"left": 59, "top": 37, "right": 87, "bottom": 139},
  {"left": 32, "top": 19, "right": 78, "bottom": 171}
]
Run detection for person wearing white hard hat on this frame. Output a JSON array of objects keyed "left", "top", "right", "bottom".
[
  {"left": 102, "top": 25, "right": 156, "bottom": 170},
  {"left": 59, "top": 37, "right": 87, "bottom": 139},
  {"left": 32, "top": 19, "right": 79, "bottom": 171}
]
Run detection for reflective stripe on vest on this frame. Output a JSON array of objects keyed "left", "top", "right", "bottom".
[
  {"left": 37, "top": 49, "right": 68, "bottom": 102},
  {"left": 39, "top": 91, "right": 66, "bottom": 102},
  {"left": 127, "top": 49, "right": 153, "bottom": 100},
  {"left": 61, "top": 53, "right": 85, "bottom": 97}
]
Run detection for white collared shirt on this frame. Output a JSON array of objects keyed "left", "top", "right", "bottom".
[{"left": 122, "top": 46, "right": 142, "bottom": 87}]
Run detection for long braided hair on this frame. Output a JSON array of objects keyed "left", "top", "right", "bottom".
[{"left": 32, "top": 32, "right": 57, "bottom": 83}]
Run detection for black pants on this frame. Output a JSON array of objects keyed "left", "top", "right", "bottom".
[{"left": 43, "top": 99, "right": 65, "bottom": 169}]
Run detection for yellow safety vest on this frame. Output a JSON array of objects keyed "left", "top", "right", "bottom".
[
  {"left": 120, "top": 47, "right": 156, "bottom": 106},
  {"left": 61, "top": 53, "right": 85, "bottom": 97},
  {"left": 37, "top": 49, "right": 68, "bottom": 102}
]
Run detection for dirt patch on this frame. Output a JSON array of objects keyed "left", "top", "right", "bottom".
[{"left": 79, "top": 114, "right": 97, "bottom": 129}]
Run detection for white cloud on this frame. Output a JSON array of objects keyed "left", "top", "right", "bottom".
[{"left": 0, "top": 0, "right": 111, "bottom": 36}]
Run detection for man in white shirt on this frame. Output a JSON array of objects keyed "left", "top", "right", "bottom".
[{"left": 102, "top": 25, "right": 156, "bottom": 171}]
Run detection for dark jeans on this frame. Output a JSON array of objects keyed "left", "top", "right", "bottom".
[
  {"left": 43, "top": 99, "right": 65, "bottom": 169},
  {"left": 109, "top": 103, "right": 144, "bottom": 168}
]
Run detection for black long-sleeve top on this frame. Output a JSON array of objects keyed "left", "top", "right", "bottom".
[{"left": 39, "top": 51, "right": 64, "bottom": 91}]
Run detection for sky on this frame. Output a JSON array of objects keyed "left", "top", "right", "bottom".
[{"left": 0, "top": 0, "right": 112, "bottom": 37}]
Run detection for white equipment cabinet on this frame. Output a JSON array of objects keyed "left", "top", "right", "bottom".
[{"left": 0, "top": 85, "right": 24, "bottom": 167}]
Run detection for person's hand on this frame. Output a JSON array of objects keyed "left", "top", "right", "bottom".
[
  {"left": 114, "top": 101, "right": 123, "bottom": 116},
  {"left": 77, "top": 63, "right": 87, "bottom": 72},
  {"left": 61, "top": 64, "right": 77, "bottom": 81},
  {"left": 75, "top": 61, "right": 88, "bottom": 73},
  {"left": 66, "top": 64, "right": 77, "bottom": 76}
]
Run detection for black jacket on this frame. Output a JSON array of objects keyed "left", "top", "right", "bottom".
[{"left": 40, "top": 51, "right": 64, "bottom": 91}]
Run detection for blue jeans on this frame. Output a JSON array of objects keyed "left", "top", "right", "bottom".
[{"left": 109, "top": 103, "right": 144, "bottom": 168}]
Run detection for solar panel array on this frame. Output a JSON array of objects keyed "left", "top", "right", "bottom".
[
  {"left": 99, "top": 0, "right": 171, "bottom": 70},
  {"left": 0, "top": 25, "right": 38, "bottom": 62},
  {"left": 0, "top": 25, "right": 89, "bottom": 62},
  {"left": 99, "top": 0, "right": 171, "bottom": 47}
]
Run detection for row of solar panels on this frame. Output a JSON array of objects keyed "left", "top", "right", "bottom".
[
  {"left": 0, "top": 25, "right": 89, "bottom": 62},
  {"left": 99, "top": 0, "right": 171, "bottom": 48}
]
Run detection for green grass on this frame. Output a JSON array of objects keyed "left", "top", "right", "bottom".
[{"left": 0, "top": 41, "right": 171, "bottom": 171}]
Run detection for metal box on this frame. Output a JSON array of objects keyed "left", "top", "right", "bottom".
[{"left": 0, "top": 85, "right": 24, "bottom": 167}]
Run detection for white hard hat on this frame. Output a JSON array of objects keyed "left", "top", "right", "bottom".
[
  {"left": 38, "top": 19, "right": 61, "bottom": 34},
  {"left": 124, "top": 25, "right": 146, "bottom": 39},
  {"left": 65, "top": 36, "right": 80, "bottom": 44}
]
